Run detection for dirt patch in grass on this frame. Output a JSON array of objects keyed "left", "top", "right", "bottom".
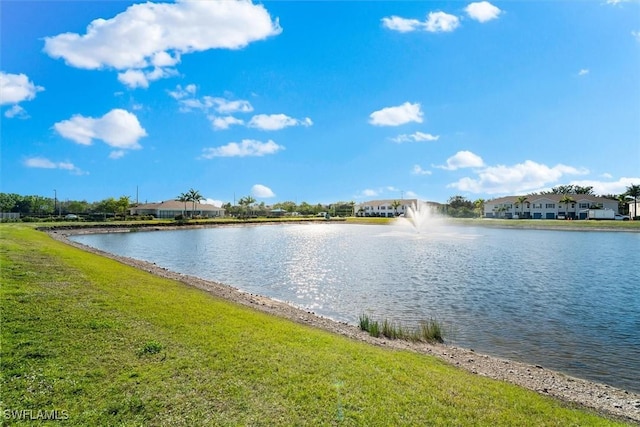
[{"left": 49, "top": 227, "right": 640, "bottom": 424}]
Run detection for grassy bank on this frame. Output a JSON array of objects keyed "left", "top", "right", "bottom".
[{"left": 0, "top": 225, "right": 629, "bottom": 425}]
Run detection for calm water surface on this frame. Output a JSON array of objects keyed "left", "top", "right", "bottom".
[{"left": 71, "top": 223, "right": 640, "bottom": 392}]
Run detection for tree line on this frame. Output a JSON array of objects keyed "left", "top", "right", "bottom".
[
  {"left": 0, "top": 193, "right": 133, "bottom": 218},
  {"left": 2, "top": 183, "right": 638, "bottom": 220}
]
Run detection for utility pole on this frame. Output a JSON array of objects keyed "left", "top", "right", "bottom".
[{"left": 53, "top": 189, "right": 57, "bottom": 217}]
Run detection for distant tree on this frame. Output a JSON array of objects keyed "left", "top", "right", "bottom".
[
  {"left": 626, "top": 184, "right": 640, "bottom": 220},
  {"left": 298, "top": 202, "right": 314, "bottom": 215},
  {"left": 66, "top": 200, "right": 90, "bottom": 214},
  {"left": 273, "top": 201, "right": 297, "bottom": 213},
  {"left": 94, "top": 197, "right": 119, "bottom": 217},
  {"left": 543, "top": 185, "right": 594, "bottom": 195},
  {"left": 117, "top": 195, "right": 131, "bottom": 218},
  {"left": 447, "top": 195, "right": 474, "bottom": 218},
  {"left": 0, "top": 193, "right": 19, "bottom": 212},
  {"left": 473, "top": 199, "right": 485, "bottom": 218}
]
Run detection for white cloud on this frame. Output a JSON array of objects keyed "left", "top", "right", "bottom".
[
  {"left": 448, "top": 160, "right": 589, "bottom": 195},
  {"left": 381, "top": 16, "right": 424, "bottom": 33},
  {"left": 412, "top": 165, "right": 432, "bottom": 176},
  {"left": 568, "top": 177, "right": 640, "bottom": 196},
  {"left": 204, "top": 197, "right": 225, "bottom": 207},
  {"left": 44, "top": 0, "right": 281, "bottom": 87},
  {"left": 251, "top": 184, "right": 275, "bottom": 198},
  {"left": 632, "top": 30, "right": 640, "bottom": 42},
  {"left": 168, "top": 84, "right": 197, "bottom": 99},
  {"left": 425, "top": 11, "right": 460, "bottom": 33},
  {"left": 169, "top": 85, "right": 254, "bottom": 117},
  {"left": 4, "top": 105, "right": 28, "bottom": 119},
  {"left": 54, "top": 109, "right": 147, "bottom": 150},
  {"left": 436, "top": 150, "right": 485, "bottom": 170},
  {"left": 209, "top": 115, "right": 244, "bottom": 130},
  {"left": 391, "top": 131, "right": 439, "bottom": 143},
  {"left": 215, "top": 99, "right": 254, "bottom": 114},
  {"left": 357, "top": 186, "right": 404, "bottom": 199},
  {"left": 465, "top": 2, "right": 502, "bottom": 23},
  {"left": 109, "top": 150, "right": 126, "bottom": 159},
  {"left": 0, "top": 71, "right": 44, "bottom": 107},
  {"left": 578, "top": 69, "right": 589, "bottom": 76},
  {"left": 248, "top": 114, "right": 313, "bottom": 131},
  {"left": 24, "top": 157, "right": 86, "bottom": 175},
  {"left": 382, "top": 11, "right": 459, "bottom": 33},
  {"left": 200, "top": 139, "right": 284, "bottom": 158},
  {"left": 369, "top": 102, "right": 423, "bottom": 126},
  {"left": 118, "top": 67, "right": 178, "bottom": 89}
]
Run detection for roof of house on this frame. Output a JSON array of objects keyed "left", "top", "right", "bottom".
[{"left": 133, "top": 200, "right": 224, "bottom": 211}]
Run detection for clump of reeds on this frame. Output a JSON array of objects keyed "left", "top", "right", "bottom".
[{"left": 358, "top": 313, "right": 444, "bottom": 343}]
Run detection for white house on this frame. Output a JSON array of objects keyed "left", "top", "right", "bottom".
[
  {"left": 484, "top": 194, "right": 619, "bottom": 219},
  {"left": 354, "top": 199, "right": 440, "bottom": 218},
  {"left": 129, "top": 200, "right": 225, "bottom": 219},
  {"left": 629, "top": 200, "right": 639, "bottom": 219},
  {"left": 355, "top": 199, "right": 417, "bottom": 218}
]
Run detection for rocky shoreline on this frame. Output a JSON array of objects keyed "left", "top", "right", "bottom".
[{"left": 48, "top": 227, "right": 640, "bottom": 424}]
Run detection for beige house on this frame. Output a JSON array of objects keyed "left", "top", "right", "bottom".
[
  {"left": 484, "top": 194, "right": 619, "bottom": 219},
  {"left": 129, "top": 200, "right": 225, "bottom": 219}
]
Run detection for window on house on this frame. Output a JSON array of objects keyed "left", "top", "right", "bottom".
[{"left": 546, "top": 204, "right": 555, "bottom": 208}]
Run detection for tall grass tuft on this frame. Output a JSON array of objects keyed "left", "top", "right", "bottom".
[
  {"left": 417, "top": 319, "right": 444, "bottom": 343},
  {"left": 358, "top": 313, "right": 371, "bottom": 331},
  {"left": 358, "top": 313, "right": 444, "bottom": 343},
  {"left": 368, "top": 320, "right": 380, "bottom": 338}
]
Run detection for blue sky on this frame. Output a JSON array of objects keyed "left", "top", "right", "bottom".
[{"left": 1, "top": 0, "right": 639, "bottom": 206}]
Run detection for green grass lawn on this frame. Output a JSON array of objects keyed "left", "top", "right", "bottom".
[{"left": 0, "top": 225, "right": 630, "bottom": 426}]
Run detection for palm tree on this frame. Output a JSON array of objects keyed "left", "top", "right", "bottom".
[
  {"left": 516, "top": 196, "right": 528, "bottom": 219},
  {"left": 186, "top": 188, "right": 203, "bottom": 218},
  {"left": 177, "top": 192, "right": 189, "bottom": 217},
  {"left": 626, "top": 184, "right": 640, "bottom": 220},
  {"left": 238, "top": 195, "right": 256, "bottom": 218},
  {"left": 390, "top": 200, "right": 402, "bottom": 217},
  {"left": 559, "top": 195, "right": 575, "bottom": 220},
  {"left": 474, "top": 198, "right": 485, "bottom": 218}
]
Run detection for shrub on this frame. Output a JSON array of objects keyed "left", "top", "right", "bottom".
[{"left": 138, "top": 340, "right": 163, "bottom": 356}]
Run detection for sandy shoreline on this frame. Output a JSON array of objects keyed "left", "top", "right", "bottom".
[{"left": 48, "top": 226, "right": 640, "bottom": 424}]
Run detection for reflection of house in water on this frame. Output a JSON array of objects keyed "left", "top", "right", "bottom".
[
  {"left": 484, "top": 195, "right": 619, "bottom": 220},
  {"left": 129, "top": 200, "right": 225, "bottom": 219}
]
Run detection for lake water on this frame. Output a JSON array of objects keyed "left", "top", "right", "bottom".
[{"left": 70, "top": 222, "right": 640, "bottom": 393}]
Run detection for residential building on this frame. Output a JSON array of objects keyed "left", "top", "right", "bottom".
[
  {"left": 129, "top": 200, "right": 225, "bottom": 219},
  {"left": 484, "top": 194, "right": 619, "bottom": 219},
  {"left": 629, "top": 200, "right": 639, "bottom": 219},
  {"left": 355, "top": 199, "right": 431, "bottom": 218}
]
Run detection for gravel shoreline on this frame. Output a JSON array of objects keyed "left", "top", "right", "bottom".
[{"left": 48, "top": 227, "right": 640, "bottom": 424}]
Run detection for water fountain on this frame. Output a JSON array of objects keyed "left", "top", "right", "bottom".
[{"left": 397, "top": 201, "right": 442, "bottom": 233}]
